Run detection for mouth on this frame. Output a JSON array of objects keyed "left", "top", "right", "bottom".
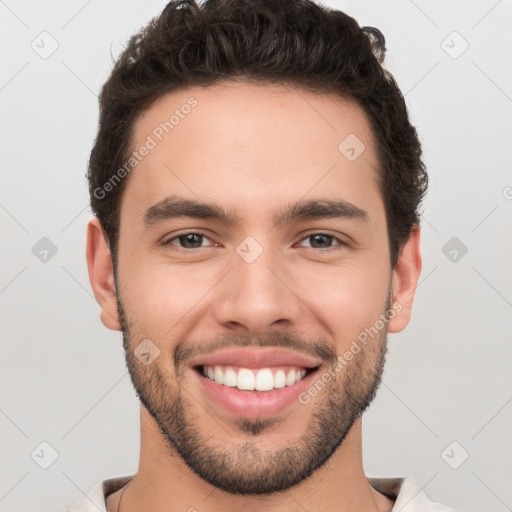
[
  {"left": 191, "top": 363, "right": 321, "bottom": 419},
  {"left": 193, "top": 364, "right": 319, "bottom": 392}
]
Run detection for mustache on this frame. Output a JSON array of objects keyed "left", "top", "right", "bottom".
[{"left": 173, "top": 331, "right": 337, "bottom": 369}]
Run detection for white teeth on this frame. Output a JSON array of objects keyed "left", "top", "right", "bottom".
[
  {"left": 214, "top": 365, "right": 224, "bottom": 384},
  {"left": 255, "top": 368, "right": 274, "bottom": 391},
  {"left": 237, "top": 368, "right": 255, "bottom": 390},
  {"left": 223, "top": 368, "right": 237, "bottom": 387},
  {"left": 285, "top": 369, "right": 296, "bottom": 386},
  {"left": 274, "top": 370, "right": 286, "bottom": 388},
  {"left": 202, "top": 364, "right": 310, "bottom": 391}
]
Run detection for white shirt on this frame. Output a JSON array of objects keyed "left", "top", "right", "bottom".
[{"left": 68, "top": 474, "right": 459, "bottom": 511}]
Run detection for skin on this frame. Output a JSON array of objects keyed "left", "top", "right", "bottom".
[{"left": 86, "top": 82, "right": 422, "bottom": 512}]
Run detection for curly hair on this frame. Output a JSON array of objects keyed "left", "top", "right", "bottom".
[{"left": 88, "top": 0, "right": 428, "bottom": 269}]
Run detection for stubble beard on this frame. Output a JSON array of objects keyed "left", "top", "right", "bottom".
[{"left": 117, "top": 294, "right": 390, "bottom": 495}]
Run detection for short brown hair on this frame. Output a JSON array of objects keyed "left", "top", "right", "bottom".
[{"left": 88, "top": 0, "right": 428, "bottom": 269}]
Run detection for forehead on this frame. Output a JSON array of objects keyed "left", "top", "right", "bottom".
[{"left": 122, "top": 81, "right": 382, "bottom": 225}]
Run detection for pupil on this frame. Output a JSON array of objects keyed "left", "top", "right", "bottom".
[
  {"left": 311, "top": 234, "right": 332, "bottom": 248},
  {"left": 181, "top": 234, "right": 202, "bottom": 248}
]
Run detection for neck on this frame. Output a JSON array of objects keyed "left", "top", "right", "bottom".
[{"left": 111, "top": 407, "right": 393, "bottom": 512}]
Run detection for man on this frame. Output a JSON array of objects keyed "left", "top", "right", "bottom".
[{"left": 70, "top": 0, "right": 458, "bottom": 510}]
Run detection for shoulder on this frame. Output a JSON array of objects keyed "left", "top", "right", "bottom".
[
  {"left": 369, "top": 475, "right": 460, "bottom": 512},
  {"left": 68, "top": 475, "right": 134, "bottom": 512}
]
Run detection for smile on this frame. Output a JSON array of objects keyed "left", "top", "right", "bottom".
[
  {"left": 192, "top": 363, "right": 320, "bottom": 419},
  {"left": 199, "top": 364, "right": 313, "bottom": 392}
]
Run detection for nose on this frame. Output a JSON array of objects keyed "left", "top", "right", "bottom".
[{"left": 211, "top": 247, "right": 303, "bottom": 335}]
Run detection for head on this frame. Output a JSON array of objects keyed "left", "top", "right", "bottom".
[{"left": 86, "top": 0, "right": 425, "bottom": 496}]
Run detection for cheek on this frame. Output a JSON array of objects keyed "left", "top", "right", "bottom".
[
  {"left": 295, "top": 260, "right": 389, "bottom": 346},
  {"left": 117, "top": 259, "right": 219, "bottom": 338}
]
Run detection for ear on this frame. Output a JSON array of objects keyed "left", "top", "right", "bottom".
[
  {"left": 86, "top": 217, "right": 121, "bottom": 331},
  {"left": 387, "top": 225, "right": 422, "bottom": 333}
]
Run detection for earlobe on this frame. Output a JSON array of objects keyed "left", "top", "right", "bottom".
[
  {"left": 86, "top": 217, "right": 121, "bottom": 331},
  {"left": 387, "top": 225, "right": 422, "bottom": 334}
]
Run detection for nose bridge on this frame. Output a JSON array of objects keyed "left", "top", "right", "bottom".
[{"left": 212, "top": 242, "right": 301, "bottom": 333}]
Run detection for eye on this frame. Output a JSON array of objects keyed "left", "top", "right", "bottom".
[
  {"left": 297, "top": 233, "right": 346, "bottom": 250},
  {"left": 161, "top": 232, "right": 346, "bottom": 252},
  {"left": 163, "top": 232, "right": 218, "bottom": 249}
]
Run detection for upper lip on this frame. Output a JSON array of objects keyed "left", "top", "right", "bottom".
[{"left": 188, "top": 348, "right": 322, "bottom": 370}]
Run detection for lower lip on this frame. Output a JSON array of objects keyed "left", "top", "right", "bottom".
[{"left": 192, "top": 367, "right": 318, "bottom": 419}]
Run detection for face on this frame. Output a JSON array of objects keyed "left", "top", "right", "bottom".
[{"left": 88, "top": 82, "right": 420, "bottom": 495}]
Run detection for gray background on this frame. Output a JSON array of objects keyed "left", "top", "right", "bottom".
[{"left": 1, "top": 1, "right": 511, "bottom": 511}]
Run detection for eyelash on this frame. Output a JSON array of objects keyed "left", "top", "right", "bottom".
[{"left": 162, "top": 231, "right": 348, "bottom": 252}]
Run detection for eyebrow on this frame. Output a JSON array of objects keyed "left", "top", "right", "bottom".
[{"left": 143, "top": 195, "right": 369, "bottom": 228}]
